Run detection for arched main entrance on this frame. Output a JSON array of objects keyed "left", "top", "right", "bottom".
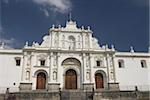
[
  {"left": 95, "top": 73, "right": 104, "bottom": 89},
  {"left": 36, "top": 72, "right": 46, "bottom": 89},
  {"left": 65, "top": 69, "right": 77, "bottom": 89}
]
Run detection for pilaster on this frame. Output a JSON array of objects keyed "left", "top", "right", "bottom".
[
  {"left": 49, "top": 52, "right": 54, "bottom": 82},
  {"left": 82, "top": 53, "right": 86, "bottom": 83}
]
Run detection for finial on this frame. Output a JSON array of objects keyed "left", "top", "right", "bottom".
[
  {"left": 81, "top": 26, "right": 84, "bottom": 30},
  {"left": 0, "top": 42, "right": 4, "bottom": 49},
  {"left": 111, "top": 44, "right": 115, "bottom": 51},
  {"left": 32, "top": 41, "right": 35, "bottom": 46},
  {"left": 87, "top": 26, "right": 90, "bottom": 30},
  {"left": 52, "top": 24, "right": 55, "bottom": 29},
  {"left": 58, "top": 25, "right": 61, "bottom": 29},
  {"left": 105, "top": 44, "right": 108, "bottom": 50},
  {"left": 35, "top": 42, "right": 39, "bottom": 47},
  {"left": 25, "top": 41, "right": 28, "bottom": 47},
  {"left": 102, "top": 45, "right": 105, "bottom": 49},
  {"left": 130, "top": 46, "right": 134, "bottom": 53}
]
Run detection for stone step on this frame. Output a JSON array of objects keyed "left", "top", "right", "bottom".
[
  {"left": 1, "top": 91, "right": 149, "bottom": 100},
  {"left": 60, "top": 90, "right": 93, "bottom": 100}
]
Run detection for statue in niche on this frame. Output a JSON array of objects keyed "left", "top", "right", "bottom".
[
  {"left": 53, "top": 71, "right": 57, "bottom": 80},
  {"left": 110, "top": 69, "right": 114, "bottom": 80},
  {"left": 68, "top": 36, "right": 75, "bottom": 50},
  {"left": 78, "top": 43, "right": 81, "bottom": 48},
  {"left": 26, "top": 71, "right": 30, "bottom": 80},
  {"left": 69, "top": 41, "right": 75, "bottom": 50},
  {"left": 86, "top": 72, "right": 90, "bottom": 80}
]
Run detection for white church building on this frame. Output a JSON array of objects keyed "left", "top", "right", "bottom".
[{"left": 0, "top": 19, "right": 149, "bottom": 93}]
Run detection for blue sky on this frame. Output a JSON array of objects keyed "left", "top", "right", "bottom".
[{"left": 0, "top": 0, "right": 149, "bottom": 52}]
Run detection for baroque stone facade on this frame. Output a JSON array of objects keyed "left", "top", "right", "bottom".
[{"left": 0, "top": 19, "right": 149, "bottom": 93}]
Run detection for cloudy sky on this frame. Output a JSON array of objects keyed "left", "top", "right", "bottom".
[{"left": 0, "top": 0, "right": 149, "bottom": 52}]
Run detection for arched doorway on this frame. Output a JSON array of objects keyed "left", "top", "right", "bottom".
[
  {"left": 65, "top": 69, "right": 77, "bottom": 89},
  {"left": 36, "top": 72, "right": 46, "bottom": 89},
  {"left": 95, "top": 73, "right": 104, "bottom": 89}
]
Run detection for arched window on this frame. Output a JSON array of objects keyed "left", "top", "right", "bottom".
[
  {"left": 96, "top": 60, "right": 103, "bottom": 67},
  {"left": 15, "top": 57, "right": 21, "bottom": 66},
  {"left": 141, "top": 60, "right": 147, "bottom": 68},
  {"left": 118, "top": 59, "right": 124, "bottom": 68}
]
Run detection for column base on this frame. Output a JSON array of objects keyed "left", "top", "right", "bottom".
[
  {"left": 19, "top": 82, "right": 32, "bottom": 91},
  {"left": 83, "top": 83, "right": 94, "bottom": 91},
  {"left": 108, "top": 83, "right": 119, "bottom": 91},
  {"left": 48, "top": 83, "right": 60, "bottom": 92}
]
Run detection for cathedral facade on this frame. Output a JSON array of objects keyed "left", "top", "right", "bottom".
[{"left": 0, "top": 20, "right": 149, "bottom": 93}]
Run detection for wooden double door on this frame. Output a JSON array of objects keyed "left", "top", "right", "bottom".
[
  {"left": 95, "top": 73, "right": 104, "bottom": 89},
  {"left": 65, "top": 69, "right": 77, "bottom": 89},
  {"left": 36, "top": 72, "right": 46, "bottom": 89}
]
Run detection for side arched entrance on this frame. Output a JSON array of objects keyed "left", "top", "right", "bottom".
[
  {"left": 65, "top": 69, "right": 77, "bottom": 89},
  {"left": 95, "top": 73, "right": 104, "bottom": 89},
  {"left": 95, "top": 70, "right": 107, "bottom": 89},
  {"left": 36, "top": 72, "right": 46, "bottom": 89}
]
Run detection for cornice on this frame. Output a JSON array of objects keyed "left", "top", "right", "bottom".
[
  {"left": 0, "top": 49, "right": 23, "bottom": 55},
  {"left": 115, "top": 52, "right": 150, "bottom": 57}
]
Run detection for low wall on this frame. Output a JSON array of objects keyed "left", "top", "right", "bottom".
[
  {"left": 93, "top": 91, "right": 150, "bottom": 100},
  {"left": 0, "top": 90, "right": 149, "bottom": 100}
]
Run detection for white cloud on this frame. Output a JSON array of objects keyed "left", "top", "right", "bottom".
[
  {"left": 40, "top": 8, "right": 50, "bottom": 17},
  {"left": 0, "top": 25, "right": 15, "bottom": 49},
  {"left": 0, "top": 38, "right": 15, "bottom": 49},
  {"left": 1, "top": 0, "right": 72, "bottom": 17},
  {"left": 33, "top": 0, "right": 72, "bottom": 14}
]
